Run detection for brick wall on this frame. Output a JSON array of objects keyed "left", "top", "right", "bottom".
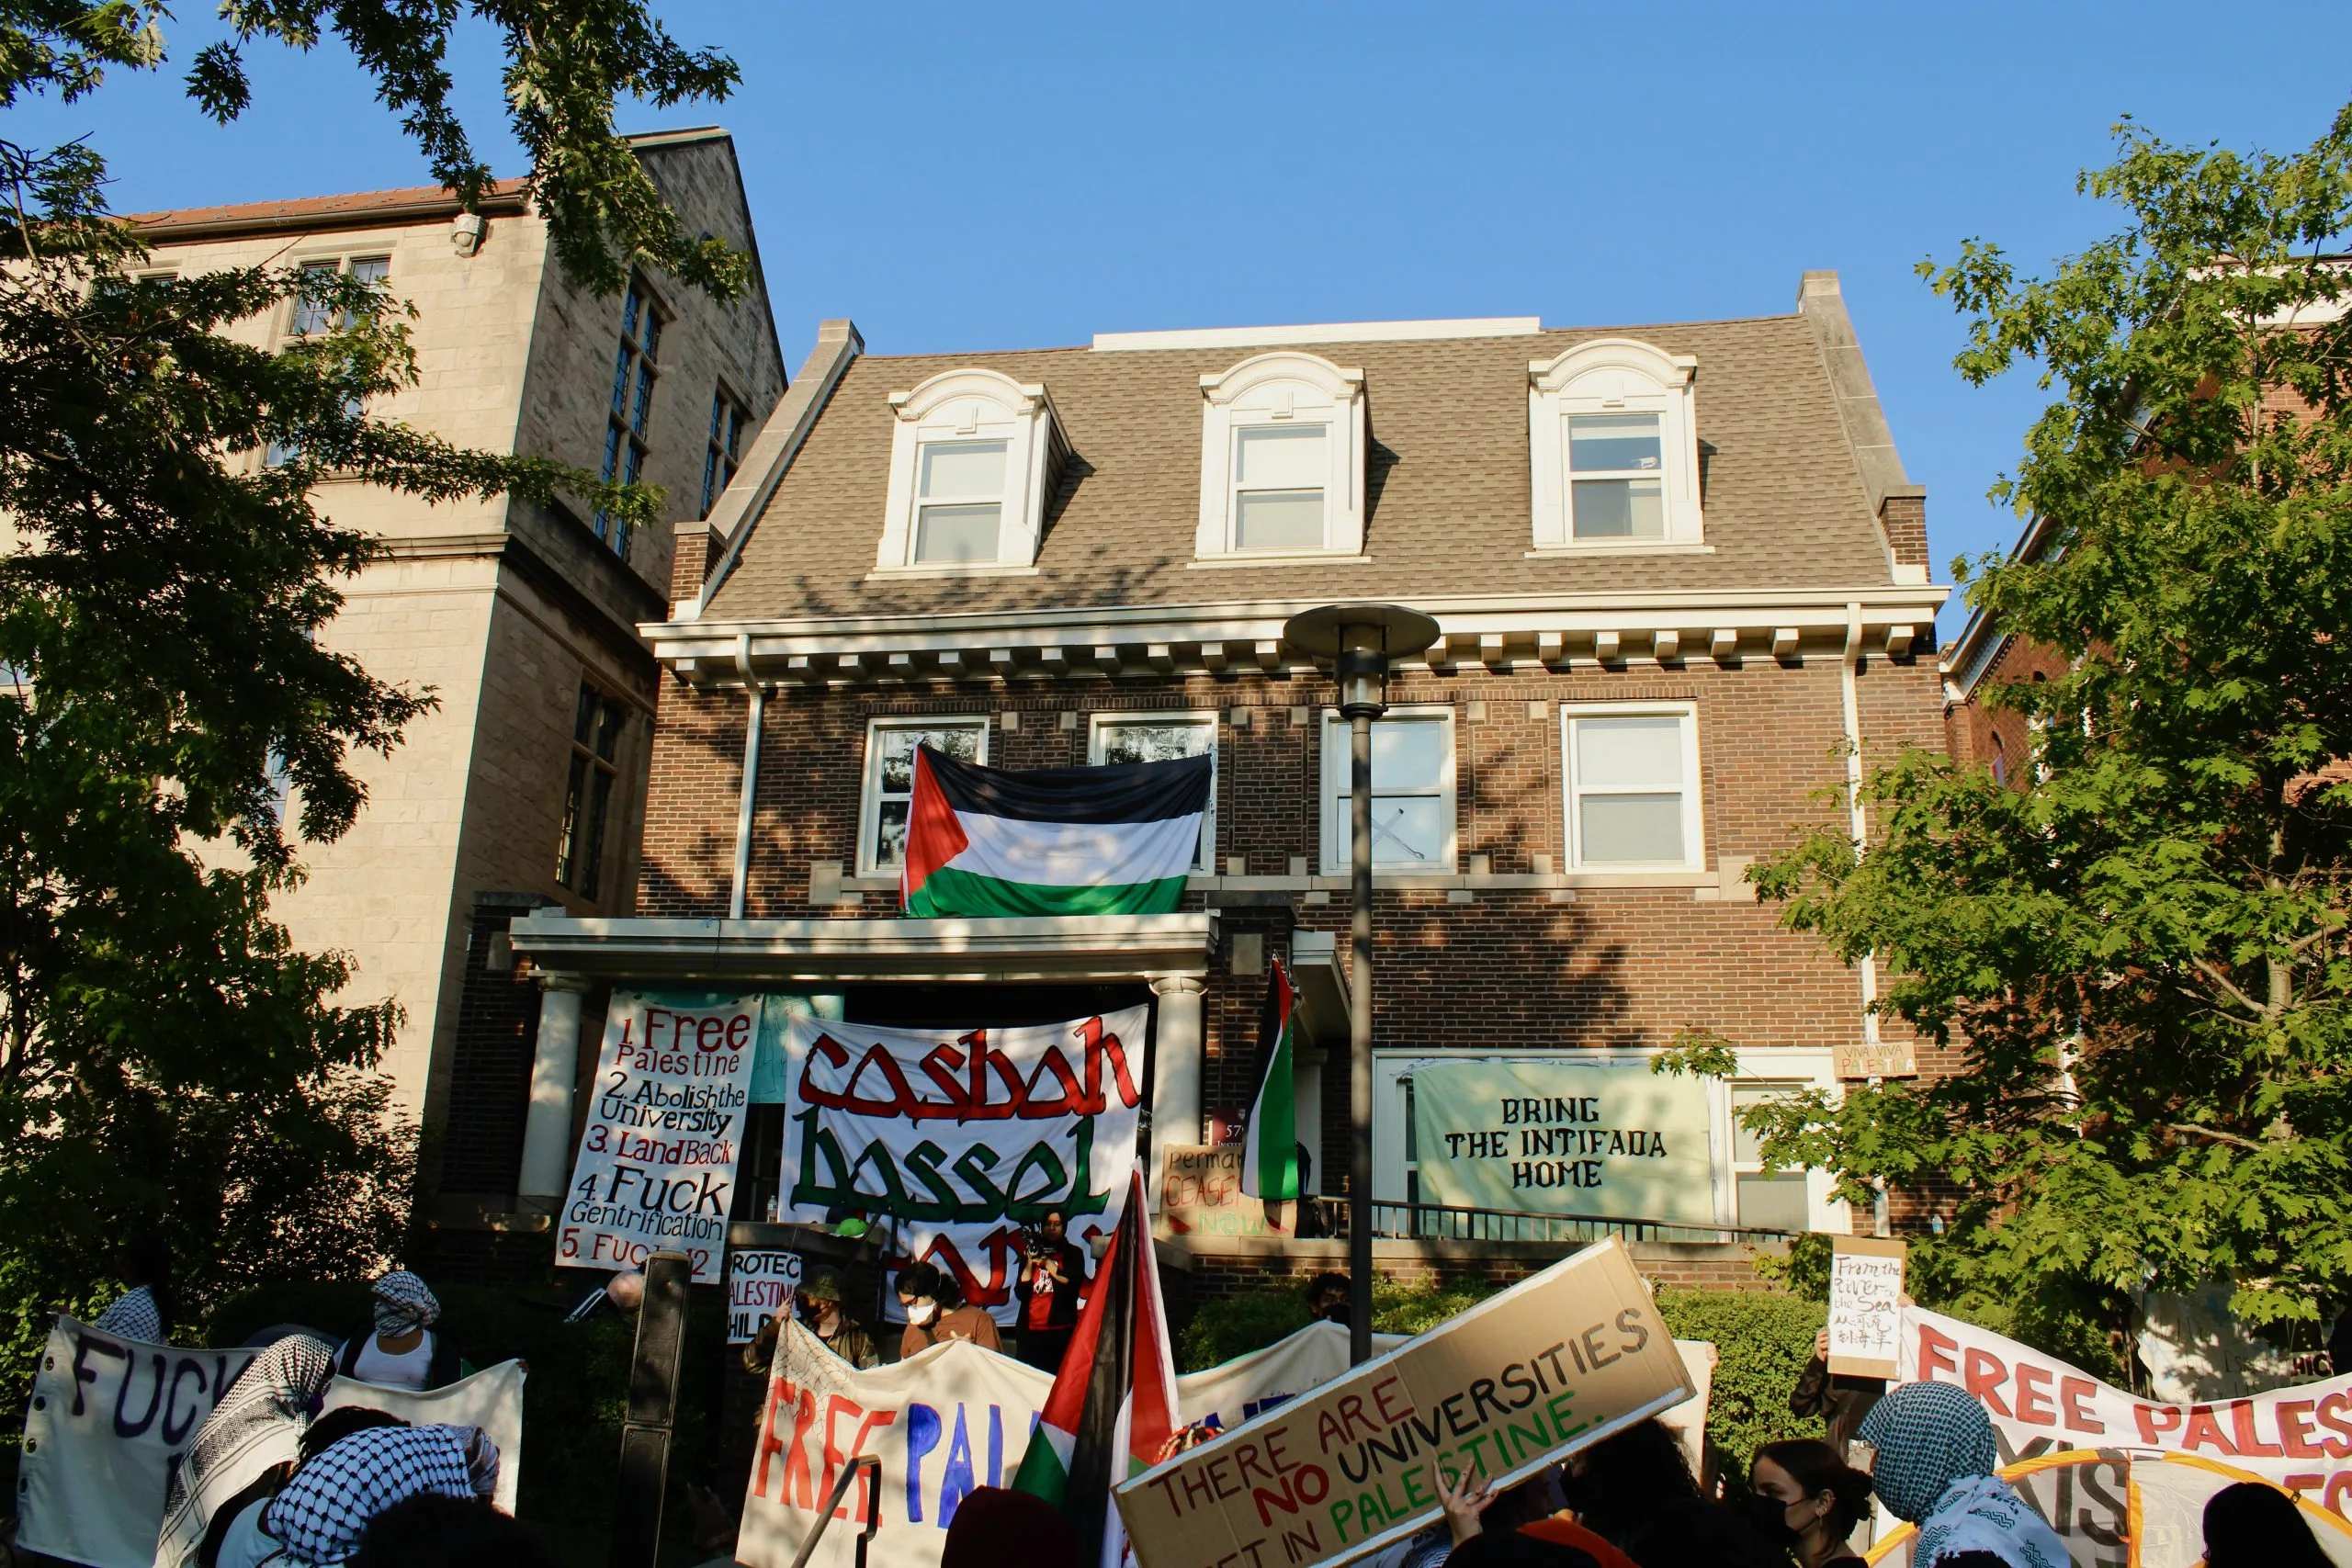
[
  {"left": 438, "top": 892, "right": 553, "bottom": 1198},
  {"left": 1878, "top": 490, "right": 1929, "bottom": 570},
  {"left": 1946, "top": 632, "right": 2071, "bottom": 781}
]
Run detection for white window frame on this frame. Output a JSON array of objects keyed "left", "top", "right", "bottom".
[
  {"left": 1730, "top": 1077, "right": 1815, "bottom": 1234},
  {"left": 1195, "top": 351, "right": 1366, "bottom": 562},
  {"left": 1561, "top": 701, "right": 1705, "bottom": 872},
  {"left": 1528, "top": 338, "right": 1703, "bottom": 552},
  {"left": 1088, "top": 711, "right": 1217, "bottom": 874},
  {"left": 1373, "top": 1047, "right": 1849, "bottom": 1234},
  {"left": 855, "top": 715, "right": 989, "bottom": 874},
  {"left": 1318, "top": 705, "right": 1456, "bottom": 875},
  {"left": 877, "top": 368, "right": 1065, "bottom": 574}
]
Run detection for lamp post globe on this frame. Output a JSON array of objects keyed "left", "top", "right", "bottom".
[{"left": 1280, "top": 604, "right": 1441, "bottom": 1364}]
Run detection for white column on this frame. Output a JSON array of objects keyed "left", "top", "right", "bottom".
[
  {"left": 517, "top": 975, "right": 592, "bottom": 1211},
  {"left": 1148, "top": 976, "right": 1206, "bottom": 1197}
]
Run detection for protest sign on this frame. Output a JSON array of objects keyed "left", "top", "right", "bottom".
[
  {"left": 1659, "top": 1340, "right": 1717, "bottom": 1477},
  {"left": 731, "top": 1249, "right": 804, "bottom": 1344},
  {"left": 1409, "top": 1059, "right": 1715, "bottom": 1224},
  {"left": 322, "top": 1359, "right": 526, "bottom": 1514},
  {"left": 1114, "top": 1236, "right": 1694, "bottom": 1568},
  {"left": 17, "top": 1316, "right": 257, "bottom": 1568},
  {"left": 780, "top": 1007, "right": 1147, "bottom": 1324},
  {"left": 1827, "top": 1235, "right": 1905, "bottom": 1379},
  {"left": 1158, "top": 1144, "right": 1278, "bottom": 1240},
  {"left": 560, "top": 989, "right": 759, "bottom": 1283},
  {"left": 1899, "top": 1305, "right": 2352, "bottom": 1516}
]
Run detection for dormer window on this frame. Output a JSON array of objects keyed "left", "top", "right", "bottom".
[
  {"left": 1195, "top": 352, "right": 1365, "bottom": 561},
  {"left": 1529, "top": 339, "right": 1702, "bottom": 552},
  {"left": 876, "top": 368, "right": 1066, "bottom": 574}
]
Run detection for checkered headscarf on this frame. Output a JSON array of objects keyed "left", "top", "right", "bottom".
[
  {"left": 92, "top": 1283, "right": 162, "bottom": 1343},
  {"left": 163, "top": 1333, "right": 337, "bottom": 1517},
  {"left": 262, "top": 1423, "right": 489, "bottom": 1562},
  {"left": 1857, "top": 1380, "right": 1999, "bottom": 1522},
  {"left": 370, "top": 1269, "right": 441, "bottom": 1336}
]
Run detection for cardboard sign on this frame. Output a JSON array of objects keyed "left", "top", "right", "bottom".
[
  {"left": 560, "top": 990, "right": 760, "bottom": 1283},
  {"left": 1157, "top": 1144, "right": 1278, "bottom": 1240},
  {"left": 1826, "top": 1235, "right": 1905, "bottom": 1378},
  {"left": 1113, "top": 1237, "right": 1694, "bottom": 1568},
  {"left": 1409, "top": 1060, "right": 1716, "bottom": 1224},
  {"left": 1833, "top": 1041, "right": 1917, "bottom": 1079},
  {"left": 730, "top": 1248, "right": 804, "bottom": 1344}
]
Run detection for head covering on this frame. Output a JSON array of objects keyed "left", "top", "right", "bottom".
[
  {"left": 156, "top": 1335, "right": 338, "bottom": 1565},
  {"left": 1858, "top": 1382, "right": 2068, "bottom": 1568},
  {"left": 2203, "top": 1481, "right": 2332, "bottom": 1568},
  {"left": 940, "top": 1486, "right": 1081, "bottom": 1568},
  {"left": 93, "top": 1282, "right": 162, "bottom": 1342},
  {"left": 370, "top": 1269, "right": 440, "bottom": 1336},
  {"left": 263, "top": 1423, "right": 488, "bottom": 1563},
  {"left": 800, "top": 1265, "right": 846, "bottom": 1303}
]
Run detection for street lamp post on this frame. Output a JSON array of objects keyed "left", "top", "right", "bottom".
[{"left": 1282, "top": 603, "right": 1442, "bottom": 1364}]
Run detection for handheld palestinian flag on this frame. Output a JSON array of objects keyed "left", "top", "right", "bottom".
[
  {"left": 1011, "top": 1166, "right": 1176, "bottom": 1567},
  {"left": 901, "top": 744, "right": 1211, "bottom": 918},
  {"left": 1240, "top": 960, "right": 1301, "bottom": 1201}
]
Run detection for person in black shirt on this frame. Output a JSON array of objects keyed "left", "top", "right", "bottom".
[
  {"left": 1789, "top": 1328, "right": 1885, "bottom": 1459},
  {"left": 1014, "top": 1209, "right": 1087, "bottom": 1371}
]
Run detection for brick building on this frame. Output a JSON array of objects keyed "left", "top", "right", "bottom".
[
  {"left": 485, "top": 273, "right": 1950, "bottom": 1298},
  {"left": 126, "top": 129, "right": 788, "bottom": 1194}
]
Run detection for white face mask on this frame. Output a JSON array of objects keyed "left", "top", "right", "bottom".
[{"left": 906, "top": 1298, "right": 938, "bottom": 1326}]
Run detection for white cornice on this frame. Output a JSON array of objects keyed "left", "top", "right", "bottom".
[
  {"left": 647, "top": 585, "right": 1950, "bottom": 687},
  {"left": 1092, "top": 318, "right": 1543, "bottom": 352}
]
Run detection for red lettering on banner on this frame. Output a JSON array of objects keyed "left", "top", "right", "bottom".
[
  {"left": 819, "top": 1394, "right": 863, "bottom": 1512},
  {"left": 2137, "top": 1404, "right": 2184, "bottom": 1446},
  {"left": 2280, "top": 1402, "right": 2324, "bottom": 1460},
  {"left": 785, "top": 1383, "right": 820, "bottom": 1508},
  {"left": 2061, "top": 1377, "right": 2104, "bottom": 1434},
  {"left": 832, "top": 1407, "right": 897, "bottom": 1521},
  {"left": 1918, "top": 1324, "right": 1960, "bottom": 1382},
  {"left": 1963, "top": 1348, "right": 2013, "bottom": 1417},
  {"left": 2232, "top": 1399, "right": 2285, "bottom": 1458},
  {"left": 753, "top": 1382, "right": 790, "bottom": 1497},
  {"left": 2317, "top": 1393, "right": 2352, "bottom": 1459},
  {"left": 2184, "top": 1405, "right": 2239, "bottom": 1456},
  {"left": 2286, "top": 1472, "right": 2324, "bottom": 1500},
  {"left": 2014, "top": 1364, "right": 2056, "bottom": 1426},
  {"left": 2328, "top": 1472, "right": 2352, "bottom": 1517}
]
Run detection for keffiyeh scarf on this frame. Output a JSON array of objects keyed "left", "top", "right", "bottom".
[
  {"left": 157, "top": 1334, "right": 338, "bottom": 1562},
  {"left": 371, "top": 1269, "right": 441, "bottom": 1336},
  {"left": 1914, "top": 1472, "right": 2073, "bottom": 1568},
  {"left": 1859, "top": 1381, "right": 2068, "bottom": 1568},
  {"left": 92, "top": 1283, "right": 161, "bottom": 1342},
  {"left": 262, "top": 1423, "right": 492, "bottom": 1563}
]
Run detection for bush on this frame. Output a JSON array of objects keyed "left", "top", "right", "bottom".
[
  {"left": 1179, "top": 1289, "right": 1309, "bottom": 1371},
  {"left": 1653, "top": 1287, "right": 1826, "bottom": 1478}
]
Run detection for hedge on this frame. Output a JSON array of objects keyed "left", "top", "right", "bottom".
[{"left": 1177, "top": 1280, "right": 1826, "bottom": 1479}]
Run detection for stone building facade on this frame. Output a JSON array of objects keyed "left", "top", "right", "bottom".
[
  {"left": 128, "top": 129, "right": 788, "bottom": 1200},
  {"left": 490, "top": 275, "right": 1951, "bottom": 1298}
]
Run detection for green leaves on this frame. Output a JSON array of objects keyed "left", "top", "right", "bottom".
[{"left": 1758, "top": 107, "right": 2352, "bottom": 1348}]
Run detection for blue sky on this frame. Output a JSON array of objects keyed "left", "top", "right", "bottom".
[{"left": 14, "top": 3, "right": 2348, "bottom": 639}]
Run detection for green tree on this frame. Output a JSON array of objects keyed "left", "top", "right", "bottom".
[
  {"left": 0, "top": 2, "right": 744, "bottom": 1338},
  {"left": 1743, "top": 107, "right": 2352, "bottom": 1357}
]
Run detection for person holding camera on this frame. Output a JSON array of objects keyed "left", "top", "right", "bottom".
[{"left": 1014, "top": 1208, "right": 1088, "bottom": 1371}]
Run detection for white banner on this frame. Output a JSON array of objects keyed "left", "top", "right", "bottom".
[
  {"left": 322, "top": 1359, "right": 527, "bottom": 1515},
  {"left": 1900, "top": 1306, "right": 2352, "bottom": 1514},
  {"left": 17, "top": 1317, "right": 258, "bottom": 1568},
  {"left": 730, "top": 1249, "right": 804, "bottom": 1344},
  {"left": 738, "top": 1317, "right": 1409, "bottom": 1568},
  {"left": 561, "top": 990, "right": 760, "bottom": 1283},
  {"left": 780, "top": 1007, "right": 1148, "bottom": 1323}
]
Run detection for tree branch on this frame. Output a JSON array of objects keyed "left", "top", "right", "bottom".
[
  {"left": 2188, "top": 956, "right": 2272, "bottom": 1018},
  {"left": 2167, "top": 1122, "right": 2265, "bottom": 1152}
]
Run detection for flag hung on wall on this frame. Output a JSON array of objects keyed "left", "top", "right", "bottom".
[
  {"left": 900, "top": 744, "right": 1212, "bottom": 918},
  {"left": 1240, "top": 960, "right": 1300, "bottom": 1202}
]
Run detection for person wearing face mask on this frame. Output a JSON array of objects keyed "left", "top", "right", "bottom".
[
  {"left": 1741, "top": 1439, "right": 1872, "bottom": 1566},
  {"left": 748, "top": 1265, "right": 876, "bottom": 1372},
  {"left": 896, "top": 1260, "right": 1002, "bottom": 1357}
]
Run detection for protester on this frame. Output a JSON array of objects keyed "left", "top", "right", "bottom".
[
  {"left": 1442, "top": 1533, "right": 1597, "bottom": 1568},
  {"left": 92, "top": 1231, "right": 172, "bottom": 1339},
  {"left": 2200, "top": 1480, "right": 2332, "bottom": 1568},
  {"left": 1305, "top": 1270, "right": 1351, "bottom": 1326},
  {"left": 336, "top": 1269, "right": 463, "bottom": 1390},
  {"left": 347, "top": 1494, "right": 560, "bottom": 1568},
  {"left": 249, "top": 1423, "right": 499, "bottom": 1565},
  {"left": 156, "top": 1333, "right": 338, "bottom": 1568},
  {"left": 938, "top": 1486, "right": 1083, "bottom": 1568},
  {"left": 748, "top": 1264, "right": 876, "bottom": 1371},
  {"left": 1789, "top": 1327, "right": 1886, "bottom": 1459},
  {"left": 1744, "top": 1438, "right": 1872, "bottom": 1566},
  {"left": 1014, "top": 1207, "right": 1088, "bottom": 1371},
  {"left": 1616, "top": 1499, "right": 1793, "bottom": 1568},
  {"left": 897, "top": 1260, "right": 1003, "bottom": 1355},
  {"left": 1425, "top": 1463, "right": 1634, "bottom": 1568},
  {"left": 1551, "top": 1417, "right": 1702, "bottom": 1556},
  {"left": 1857, "top": 1381, "right": 2068, "bottom": 1568}
]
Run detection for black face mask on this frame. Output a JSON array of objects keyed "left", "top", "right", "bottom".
[{"left": 1731, "top": 1491, "right": 1804, "bottom": 1547}]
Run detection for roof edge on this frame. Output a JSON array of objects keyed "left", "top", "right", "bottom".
[
  {"left": 693, "top": 319, "right": 865, "bottom": 614},
  {"left": 131, "top": 183, "right": 531, "bottom": 242},
  {"left": 1092, "top": 317, "right": 1543, "bottom": 352},
  {"left": 1798, "top": 270, "right": 1911, "bottom": 514}
]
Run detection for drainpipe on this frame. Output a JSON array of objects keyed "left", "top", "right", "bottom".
[
  {"left": 731, "top": 633, "right": 763, "bottom": 920},
  {"left": 1843, "top": 602, "right": 1892, "bottom": 1237}
]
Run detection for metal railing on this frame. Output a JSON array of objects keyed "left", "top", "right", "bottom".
[
  {"left": 1308, "top": 1198, "right": 1796, "bottom": 1247},
  {"left": 787, "top": 1453, "right": 882, "bottom": 1568}
]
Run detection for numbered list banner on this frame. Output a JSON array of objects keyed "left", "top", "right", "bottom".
[{"left": 560, "top": 991, "right": 757, "bottom": 1283}]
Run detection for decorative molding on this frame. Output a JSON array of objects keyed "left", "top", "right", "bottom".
[
  {"left": 1093, "top": 318, "right": 1541, "bottom": 352},
  {"left": 1528, "top": 337, "right": 1704, "bottom": 552}
]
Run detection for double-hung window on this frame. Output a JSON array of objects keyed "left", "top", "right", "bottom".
[
  {"left": 269, "top": 255, "right": 389, "bottom": 468},
  {"left": 1568, "top": 412, "right": 1665, "bottom": 539},
  {"left": 1562, "top": 705, "right": 1703, "bottom": 870},
  {"left": 1090, "top": 713, "right": 1216, "bottom": 873},
  {"left": 557, "top": 683, "right": 628, "bottom": 898},
  {"left": 1231, "top": 423, "right": 1329, "bottom": 550},
  {"left": 912, "top": 439, "right": 1008, "bottom": 564},
  {"left": 1527, "top": 339, "right": 1702, "bottom": 550},
  {"left": 1319, "top": 707, "right": 1455, "bottom": 874},
  {"left": 701, "top": 389, "right": 748, "bottom": 518},
  {"left": 859, "top": 716, "right": 988, "bottom": 873},
  {"left": 597, "top": 278, "right": 662, "bottom": 559},
  {"left": 1194, "top": 351, "right": 1366, "bottom": 561},
  {"left": 1731, "top": 1081, "right": 1810, "bottom": 1231}
]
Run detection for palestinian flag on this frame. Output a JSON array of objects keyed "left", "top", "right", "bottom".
[
  {"left": 901, "top": 744, "right": 1211, "bottom": 918},
  {"left": 1011, "top": 1166, "right": 1177, "bottom": 1566},
  {"left": 1240, "top": 960, "right": 1301, "bottom": 1202}
]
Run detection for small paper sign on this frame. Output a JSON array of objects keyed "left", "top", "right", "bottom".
[
  {"left": 1826, "top": 1235, "right": 1905, "bottom": 1379},
  {"left": 728, "top": 1248, "right": 803, "bottom": 1344},
  {"left": 1833, "top": 1041, "right": 1917, "bottom": 1079}
]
